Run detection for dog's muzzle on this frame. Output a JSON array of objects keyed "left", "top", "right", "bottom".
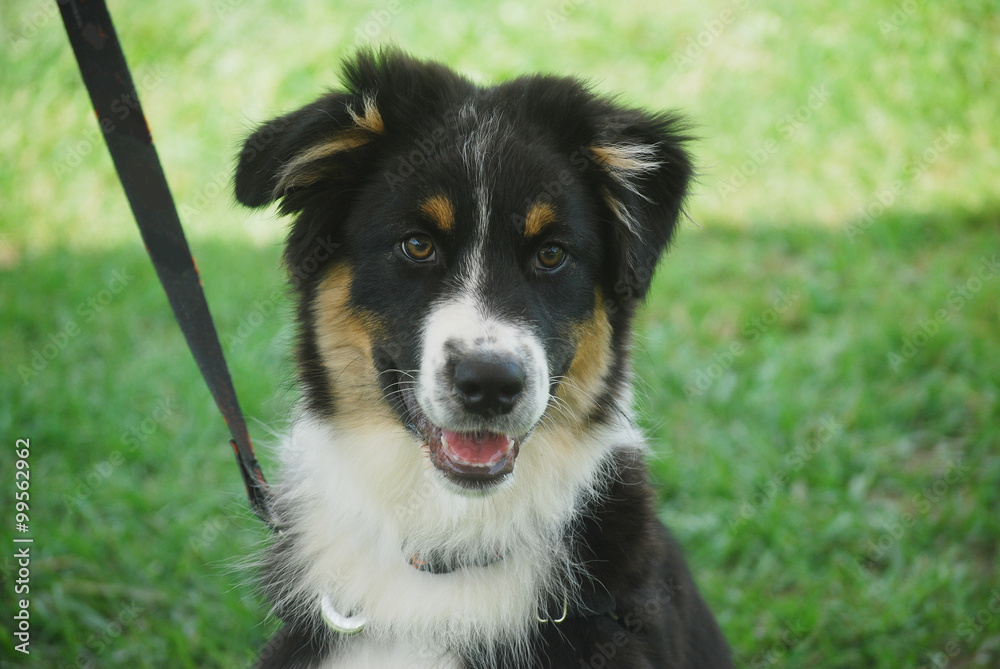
[{"left": 410, "top": 299, "right": 549, "bottom": 490}]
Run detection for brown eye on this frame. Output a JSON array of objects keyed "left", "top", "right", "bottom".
[
  {"left": 536, "top": 244, "right": 566, "bottom": 271},
  {"left": 401, "top": 235, "right": 435, "bottom": 262}
]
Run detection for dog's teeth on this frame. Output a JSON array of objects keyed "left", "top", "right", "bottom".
[{"left": 440, "top": 431, "right": 513, "bottom": 467}]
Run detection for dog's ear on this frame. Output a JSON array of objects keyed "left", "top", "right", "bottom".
[
  {"left": 234, "top": 90, "right": 385, "bottom": 210},
  {"left": 234, "top": 49, "right": 470, "bottom": 213},
  {"left": 585, "top": 106, "right": 693, "bottom": 311},
  {"left": 234, "top": 50, "right": 473, "bottom": 279}
]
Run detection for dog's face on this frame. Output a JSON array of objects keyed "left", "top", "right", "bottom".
[{"left": 235, "top": 51, "right": 691, "bottom": 493}]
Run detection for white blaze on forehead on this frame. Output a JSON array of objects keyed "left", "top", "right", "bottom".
[
  {"left": 456, "top": 99, "right": 510, "bottom": 293},
  {"left": 458, "top": 99, "right": 504, "bottom": 185},
  {"left": 417, "top": 291, "right": 549, "bottom": 435},
  {"left": 457, "top": 183, "right": 491, "bottom": 292}
]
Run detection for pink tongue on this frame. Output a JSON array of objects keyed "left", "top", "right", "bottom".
[{"left": 440, "top": 430, "right": 511, "bottom": 465}]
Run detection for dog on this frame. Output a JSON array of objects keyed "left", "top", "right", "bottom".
[{"left": 234, "top": 49, "right": 732, "bottom": 669}]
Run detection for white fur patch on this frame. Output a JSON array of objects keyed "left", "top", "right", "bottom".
[
  {"left": 267, "top": 408, "right": 642, "bottom": 661},
  {"left": 319, "top": 638, "right": 462, "bottom": 669}
]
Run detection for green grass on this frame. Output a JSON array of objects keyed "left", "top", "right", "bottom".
[{"left": 2, "top": 0, "right": 999, "bottom": 666}]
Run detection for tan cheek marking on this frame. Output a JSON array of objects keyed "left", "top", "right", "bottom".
[
  {"left": 420, "top": 194, "right": 455, "bottom": 233},
  {"left": 524, "top": 201, "right": 557, "bottom": 238},
  {"left": 313, "top": 264, "right": 394, "bottom": 423},
  {"left": 555, "top": 290, "right": 613, "bottom": 424}
]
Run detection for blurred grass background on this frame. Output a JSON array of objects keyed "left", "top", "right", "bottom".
[{"left": 1, "top": 0, "right": 998, "bottom": 666}]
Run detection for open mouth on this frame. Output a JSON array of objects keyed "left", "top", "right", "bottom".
[
  {"left": 427, "top": 429, "right": 519, "bottom": 482},
  {"left": 400, "top": 385, "right": 520, "bottom": 488}
]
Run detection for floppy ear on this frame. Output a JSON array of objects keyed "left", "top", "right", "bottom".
[
  {"left": 586, "top": 108, "right": 693, "bottom": 312},
  {"left": 234, "top": 49, "right": 474, "bottom": 282},
  {"left": 234, "top": 91, "right": 384, "bottom": 210},
  {"left": 234, "top": 48, "right": 468, "bottom": 213}
]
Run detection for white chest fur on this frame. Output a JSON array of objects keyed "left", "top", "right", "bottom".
[
  {"left": 268, "top": 412, "right": 642, "bottom": 659},
  {"left": 319, "top": 638, "right": 462, "bottom": 669}
]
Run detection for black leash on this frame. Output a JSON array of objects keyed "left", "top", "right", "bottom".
[{"left": 57, "top": 0, "right": 275, "bottom": 527}]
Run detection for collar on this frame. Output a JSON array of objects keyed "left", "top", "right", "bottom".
[
  {"left": 319, "top": 570, "right": 618, "bottom": 636},
  {"left": 318, "top": 550, "right": 618, "bottom": 635},
  {"left": 407, "top": 550, "right": 504, "bottom": 575}
]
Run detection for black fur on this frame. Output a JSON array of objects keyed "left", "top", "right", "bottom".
[{"left": 236, "top": 49, "right": 731, "bottom": 668}]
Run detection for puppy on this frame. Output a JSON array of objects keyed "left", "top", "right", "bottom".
[{"left": 235, "top": 49, "right": 732, "bottom": 669}]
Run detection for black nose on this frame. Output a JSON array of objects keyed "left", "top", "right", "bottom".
[{"left": 452, "top": 354, "right": 526, "bottom": 417}]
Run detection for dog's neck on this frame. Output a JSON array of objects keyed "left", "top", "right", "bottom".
[{"left": 262, "top": 409, "right": 642, "bottom": 655}]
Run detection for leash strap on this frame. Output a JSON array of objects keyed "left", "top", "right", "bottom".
[{"left": 57, "top": 0, "right": 274, "bottom": 526}]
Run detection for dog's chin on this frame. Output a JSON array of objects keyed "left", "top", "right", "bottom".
[{"left": 401, "top": 388, "right": 528, "bottom": 494}]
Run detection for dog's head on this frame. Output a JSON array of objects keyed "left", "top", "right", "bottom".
[{"left": 235, "top": 50, "right": 691, "bottom": 493}]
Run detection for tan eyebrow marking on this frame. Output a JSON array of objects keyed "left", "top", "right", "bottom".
[
  {"left": 419, "top": 194, "right": 455, "bottom": 232},
  {"left": 524, "top": 201, "right": 557, "bottom": 238}
]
